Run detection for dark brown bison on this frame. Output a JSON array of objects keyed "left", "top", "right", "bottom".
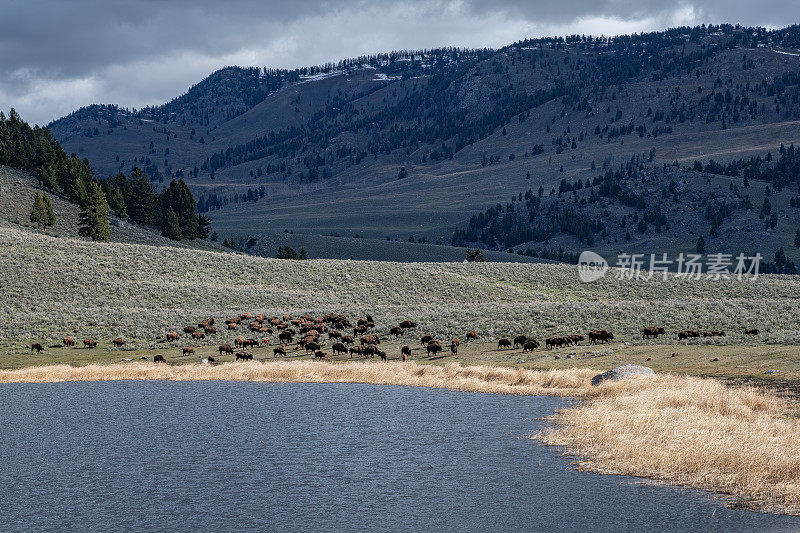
[
  {"left": 227, "top": 323, "right": 237, "bottom": 330},
  {"left": 234, "top": 335, "right": 246, "bottom": 347},
  {"left": 183, "top": 326, "right": 195, "bottom": 334},
  {"left": 207, "top": 356, "right": 216, "bottom": 363},
  {"left": 546, "top": 337, "right": 568, "bottom": 349},
  {"left": 30, "top": 342, "right": 44, "bottom": 353},
  {"left": 588, "top": 330, "right": 614, "bottom": 344},
  {"left": 451, "top": 338, "right": 460, "bottom": 347},
  {"left": 360, "top": 335, "right": 379, "bottom": 346},
  {"left": 204, "top": 326, "right": 217, "bottom": 335},
  {"left": 182, "top": 347, "right": 195, "bottom": 356},
  {"left": 523, "top": 340, "right": 540, "bottom": 352},
  {"left": 62, "top": 336, "right": 75, "bottom": 347},
  {"left": 677, "top": 330, "right": 700, "bottom": 340},
  {"left": 450, "top": 342, "right": 458, "bottom": 356},
  {"left": 332, "top": 342, "right": 347, "bottom": 355},
  {"left": 513, "top": 335, "right": 528, "bottom": 348},
  {"left": 153, "top": 354, "right": 166, "bottom": 363},
  {"left": 465, "top": 330, "right": 478, "bottom": 341},
  {"left": 240, "top": 313, "right": 253, "bottom": 320},
  {"left": 235, "top": 352, "right": 253, "bottom": 361},
  {"left": 242, "top": 339, "right": 258, "bottom": 349},
  {"left": 166, "top": 332, "right": 180, "bottom": 341},
  {"left": 273, "top": 347, "right": 286, "bottom": 357},
  {"left": 497, "top": 338, "right": 512, "bottom": 349},
  {"left": 376, "top": 349, "right": 387, "bottom": 361},
  {"left": 83, "top": 339, "right": 97, "bottom": 349},
  {"left": 314, "top": 351, "right": 327, "bottom": 359},
  {"left": 401, "top": 345, "right": 412, "bottom": 359},
  {"left": 341, "top": 335, "right": 354, "bottom": 345},
  {"left": 420, "top": 335, "right": 434, "bottom": 345},
  {"left": 390, "top": 326, "right": 404, "bottom": 337},
  {"left": 192, "top": 331, "right": 205, "bottom": 339},
  {"left": 568, "top": 334, "right": 584, "bottom": 346},
  {"left": 363, "top": 345, "right": 376, "bottom": 358},
  {"left": 349, "top": 346, "right": 363, "bottom": 357},
  {"left": 219, "top": 344, "right": 234, "bottom": 356},
  {"left": 642, "top": 327, "right": 665, "bottom": 339},
  {"left": 278, "top": 331, "right": 293, "bottom": 343},
  {"left": 744, "top": 328, "right": 760, "bottom": 335},
  {"left": 703, "top": 330, "right": 726, "bottom": 337},
  {"left": 112, "top": 337, "right": 125, "bottom": 347},
  {"left": 427, "top": 342, "right": 443, "bottom": 356},
  {"left": 305, "top": 341, "right": 321, "bottom": 354},
  {"left": 399, "top": 320, "right": 417, "bottom": 329},
  {"left": 328, "top": 330, "right": 341, "bottom": 340},
  {"left": 354, "top": 325, "right": 368, "bottom": 335}
]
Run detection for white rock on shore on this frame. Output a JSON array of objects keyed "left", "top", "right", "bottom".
[{"left": 591, "top": 364, "right": 655, "bottom": 386}]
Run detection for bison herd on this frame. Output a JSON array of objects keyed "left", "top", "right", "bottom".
[{"left": 26, "top": 311, "right": 763, "bottom": 363}]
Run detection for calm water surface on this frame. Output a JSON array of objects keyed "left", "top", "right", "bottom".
[{"left": 1, "top": 381, "right": 799, "bottom": 532}]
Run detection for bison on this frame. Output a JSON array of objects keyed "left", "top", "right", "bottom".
[
  {"left": 568, "top": 334, "right": 584, "bottom": 346},
  {"left": 513, "top": 335, "right": 528, "bottom": 348},
  {"left": 234, "top": 336, "right": 246, "bottom": 347},
  {"left": 427, "top": 342, "right": 443, "bottom": 356},
  {"left": 83, "top": 339, "right": 97, "bottom": 349},
  {"left": 703, "top": 330, "right": 726, "bottom": 338},
  {"left": 30, "top": 342, "right": 44, "bottom": 353},
  {"left": 153, "top": 354, "right": 166, "bottom": 363},
  {"left": 219, "top": 344, "right": 234, "bottom": 356},
  {"left": 278, "top": 331, "right": 293, "bottom": 343},
  {"left": 235, "top": 352, "right": 253, "bottom": 361},
  {"left": 166, "top": 332, "right": 180, "bottom": 341},
  {"left": 399, "top": 320, "right": 417, "bottom": 329},
  {"left": 242, "top": 339, "right": 258, "bottom": 349},
  {"left": 420, "top": 335, "right": 434, "bottom": 345},
  {"left": 314, "top": 351, "right": 327, "bottom": 360},
  {"left": 273, "top": 347, "right": 287, "bottom": 357},
  {"left": 112, "top": 337, "right": 125, "bottom": 348},
  {"left": 192, "top": 331, "right": 205, "bottom": 339},
  {"left": 497, "top": 338, "right": 512, "bottom": 349},
  {"left": 332, "top": 342, "right": 347, "bottom": 355},
  {"left": 390, "top": 326, "right": 404, "bottom": 337},
  {"left": 62, "top": 336, "right": 75, "bottom": 347},
  {"left": 744, "top": 328, "right": 760, "bottom": 335},
  {"left": 376, "top": 350, "right": 387, "bottom": 361},
  {"left": 182, "top": 347, "right": 195, "bottom": 356},
  {"left": 183, "top": 326, "right": 195, "bottom": 334},
  {"left": 450, "top": 342, "right": 458, "bottom": 356},
  {"left": 401, "top": 345, "right": 412, "bottom": 359},
  {"left": 349, "top": 346, "right": 363, "bottom": 357},
  {"left": 305, "top": 341, "right": 321, "bottom": 354},
  {"left": 465, "top": 331, "right": 478, "bottom": 341},
  {"left": 642, "top": 327, "right": 665, "bottom": 339},
  {"left": 227, "top": 323, "right": 237, "bottom": 330},
  {"left": 677, "top": 330, "right": 700, "bottom": 340},
  {"left": 207, "top": 356, "right": 216, "bottom": 363},
  {"left": 588, "top": 330, "right": 614, "bottom": 344},
  {"left": 523, "top": 340, "right": 540, "bottom": 352}
]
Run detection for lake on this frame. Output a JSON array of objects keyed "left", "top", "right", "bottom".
[{"left": 1, "top": 381, "right": 798, "bottom": 532}]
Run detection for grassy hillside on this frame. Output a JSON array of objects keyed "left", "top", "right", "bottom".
[{"left": 3, "top": 223, "right": 800, "bottom": 347}]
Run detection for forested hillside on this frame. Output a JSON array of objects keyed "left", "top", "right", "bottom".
[{"left": 48, "top": 24, "right": 800, "bottom": 263}]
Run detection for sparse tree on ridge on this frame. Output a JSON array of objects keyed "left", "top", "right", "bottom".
[{"left": 78, "top": 181, "right": 110, "bottom": 242}]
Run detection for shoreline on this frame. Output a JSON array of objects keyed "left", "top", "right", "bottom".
[{"left": 3, "top": 360, "right": 799, "bottom": 516}]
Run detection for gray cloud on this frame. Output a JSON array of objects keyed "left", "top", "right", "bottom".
[{"left": 1, "top": 0, "right": 797, "bottom": 125}]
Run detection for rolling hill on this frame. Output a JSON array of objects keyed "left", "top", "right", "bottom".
[{"left": 48, "top": 24, "right": 800, "bottom": 262}]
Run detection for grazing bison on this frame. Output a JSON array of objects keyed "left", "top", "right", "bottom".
[
  {"left": 153, "top": 354, "right": 166, "bottom": 363},
  {"left": 390, "top": 326, "right": 404, "bottom": 337},
  {"left": 204, "top": 326, "right": 217, "bottom": 335},
  {"left": 465, "top": 331, "right": 478, "bottom": 341},
  {"left": 451, "top": 338, "right": 460, "bottom": 347},
  {"left": 588, "top": 330, "right": 614, "bottom": 344},
  {"left": 166, "top": 332, "right": 180, "bottom": 341},
  {"left": 242, "top": 339, "right": 258, "bottom": 349},
  {"left": 568, "top": 334, "right": 584, "bottom": 346},
  {"left": 332, "top": 342, "right": 347, "bottom": 355},
  {"left": 420, "top": 335, "right": 434, "bottom": 346},
  {"left": 192, "top": 331, "right": 205, "bottom": 339},
  {"left": 703, "top": 330, "right": 726, "bottom": 337},
  {"left": 278, "top": 331, "right": 293, "bottom": 343},
  {"left": 328, "top": 330, "right": 341, "bottom": 340},
  {"left": 744, "top": 328, "right": 760, "bottom": 335},
  {"left": 219, "top": 344, "right": 234, "bottom": 356},
  {"left": 341, "top": 335, "right": 354, "bottom": 345},
  {"left": 497, "top": 338, "right": 512, "bottom": 349},
  {"left": 545, "top": 337, "right": 562, "bottom": 349},
  {"left": 362, "top": 345, "right": 376, "bottom": 357},
  {"left": 677, "top": 330, "right": 700, "bottom": 340},
  {"left": 314, "top": 351, "right": 327, "bottom": 359},
  {"left": 62, "top": 336, "right": 75, "bottom": 347},
  {"left": 30, "top": 342, "right": 44, "bottom": 353},
  {"left": 349, "top": 346, "right": 363, "bottom": 357},
  {"left": 273, "top": 347, "right": 286, "bottom": 357},
  {"left": 182, "top": 347, "right": 195, "bottom": 356},
  {"left": 427, "top": 342, "right": 443, "bottom": 356},
  {"left": 235, "top": 352, "right": 253, "bottom": 361},
  {"left": 450, "top": 342, "right": 458, "bottom": 356},
  {"left": 83, "top": 339, "right": 97, "bottom": 349},
  {"left": 642, "top": 327, "right": 665, "bottom": 339},
  {"left": 523, "top": 340, "right": 540, "bottom": 352},
  {"left": 183, "top": 326, "right": 195, "bottom": 334},
  {"left": 513, "top": 335, "right": 528, "bottom": 348},
  {"left": 399, "top": 320, "right": 417, "bottom": 329},
  {"left": 305, "top": 341, "right": 321, "bottom": 354},
  {"left": 401, "top": 345, "right": 412, "bottom": 359},
  {"left": 234, "top": 336, "right": 246, "bottom": 347},
  {"left": 207, "top": 356, "right": 216, "bottom": 363},
  {"left": 227, "top": 323, "right": 237, "bottom": 330},
  {"left": 112, "top": 338, "right": 125, "bottom": 348},
  {"left": 376, "top": 350, "right": 387, "bottom": 361}
]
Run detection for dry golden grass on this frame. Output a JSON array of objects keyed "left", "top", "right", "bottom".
[
  {"left": 0, "top": 360, "right": 596, "bottom": 396},
  {"left": 541, "top": 374, "right": 800, "bottom": 514}
]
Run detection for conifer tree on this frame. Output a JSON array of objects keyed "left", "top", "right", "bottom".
[
  {"left": 162, "top": 207, "right": 182, "bottom": 240},
  {"left": 78, "top": 181, "right": 110, "bottom": 242},
  {"left": 42, "top": 192, "right": 56, "bottom": 227},
  {"left": 30, "top": 192, "right": 48, "bottom": 228}
]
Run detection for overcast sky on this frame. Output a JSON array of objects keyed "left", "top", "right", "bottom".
[{"left": 0, "top": 0, "right": 796, "bottom": 125}]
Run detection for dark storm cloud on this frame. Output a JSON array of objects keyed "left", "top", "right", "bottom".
[{"left": 1, "top": 0, "right": 797, "bottom": 125}]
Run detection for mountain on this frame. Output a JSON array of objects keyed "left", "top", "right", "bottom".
[{"left": 49, "top": 24, "right": 800, "bottom": 263}]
